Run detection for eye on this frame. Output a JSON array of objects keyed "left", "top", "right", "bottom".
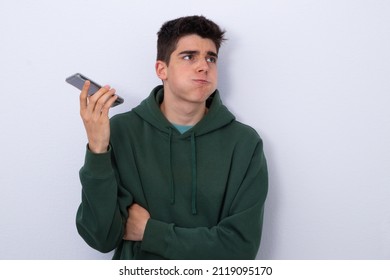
[
  {"left": 206, "top": 56, "right": 217, "bottom": 63},
  {"left": 183, "top": 55, "right": 193, "bottom": 61}
]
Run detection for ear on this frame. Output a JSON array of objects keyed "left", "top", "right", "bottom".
[{"left": 155, "top": 60, "right": 168, "bottom": 81}]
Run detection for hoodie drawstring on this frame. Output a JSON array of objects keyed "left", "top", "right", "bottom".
[
  {"left": 190, "top": 132, "right": 197, "bottom": 215},
  {"left": 167, "top": 128, "right": 198, "bottom": 215},
  {"left": 168, "top": 128, "right": 175, "bottom": 205}
]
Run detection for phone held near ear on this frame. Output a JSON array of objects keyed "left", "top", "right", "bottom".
[{"left": 66, "top": 73, "right": 124, "bottom": 107}]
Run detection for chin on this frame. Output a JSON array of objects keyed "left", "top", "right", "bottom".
[{"left": 191, "top": 89, "right": 215, "bottom": 103}]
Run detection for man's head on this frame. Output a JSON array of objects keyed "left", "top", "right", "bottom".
[{"left": 157, "top": 15, "right": 226, "bottom": 65}]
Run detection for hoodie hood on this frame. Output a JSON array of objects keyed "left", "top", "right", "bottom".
[
  {"left": 133, "top": 85, "right": 235, "bottom": 214},
  {"left": 133, "top": 85, "right": 235, "bottom": 137}
]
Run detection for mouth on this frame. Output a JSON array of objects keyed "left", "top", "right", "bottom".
[{"left": 192, "top": 79, "right": 210, "bottom": 85}]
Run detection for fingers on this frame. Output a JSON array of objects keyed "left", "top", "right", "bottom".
[
  {"left": 79, "top": 80, "right": 90, "bottom": 111},
  {"left": 80, "top": 82, "right": 117, "bottom": 116},
  {"left": 100, "top": 94, "right": 118, "bottom": 115},
  {"left": 89, "top": 86, "right": 117, "bottom": 115}
]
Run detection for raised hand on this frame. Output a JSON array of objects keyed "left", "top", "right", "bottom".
[{"left": 79, "top": 80, "right": 118, "bottom": 153}]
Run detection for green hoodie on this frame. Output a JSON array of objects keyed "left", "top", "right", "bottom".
[{"left": 76, "top": 85, "right": 268, "bottom": 259}]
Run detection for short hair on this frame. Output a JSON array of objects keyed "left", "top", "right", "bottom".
[{"left": 157, "top": 15, "right": 226, "bottom": 65}]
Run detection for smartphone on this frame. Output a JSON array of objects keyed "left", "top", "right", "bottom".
[{"left": 66, "top": 73, "right": 124, "bottom": 107}]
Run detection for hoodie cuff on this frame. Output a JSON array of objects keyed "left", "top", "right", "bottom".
[
  {"left": 141, "top": 218, "right": 171, "bottom": 256},
  {"left": 81, "top": 144, "right": 113, "bottom": 178}
]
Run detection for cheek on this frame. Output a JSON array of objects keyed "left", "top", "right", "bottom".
[{"left": 168, "top": 67, "right": 190, "bottom": 83}]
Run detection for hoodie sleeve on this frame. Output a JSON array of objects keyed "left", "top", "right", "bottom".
[
  {"left": 76, "top": 146, "right": 133, "bottom": 253},
  {"left": 140, "top": 142, "right": 268, "bottom": 259}
]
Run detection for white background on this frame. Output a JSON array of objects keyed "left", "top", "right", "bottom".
[{"left": 0, "top": 0, "right": 389, "bottom": 260}]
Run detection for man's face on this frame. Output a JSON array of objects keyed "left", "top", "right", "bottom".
[{"left": 156, "top": 34, "right": 218, "bottom": 105}]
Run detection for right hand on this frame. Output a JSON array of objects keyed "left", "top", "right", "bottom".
[
  {"left": 123, "top": 203, "right": 151, "bottom": 241},
  {"left": 80, "top": 80, "right": 118, "bottom": 153}
]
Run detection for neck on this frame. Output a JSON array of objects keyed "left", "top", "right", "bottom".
[{"left": 160, "top": 97, "right": 207, "bottom": 126}]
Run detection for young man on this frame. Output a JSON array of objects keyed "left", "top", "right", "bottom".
[{"left": 76, "top": 15, "right": 268, "bottom": 259}]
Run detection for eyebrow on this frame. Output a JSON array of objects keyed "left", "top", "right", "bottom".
[{"left": 178, "top": 50, "right": 218, "bottom": 58}]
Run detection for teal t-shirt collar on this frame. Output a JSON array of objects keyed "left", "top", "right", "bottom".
[{"left": 172, "top": 123, "right": 193, "bottom": 134}]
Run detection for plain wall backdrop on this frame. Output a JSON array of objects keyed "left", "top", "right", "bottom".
[{"left": 0, "top": 0, "right": 389, "bottom": 259}]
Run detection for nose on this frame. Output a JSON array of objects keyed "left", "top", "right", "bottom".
[{"left": 196, "top": 58, "right": 209, "bottom": 73}]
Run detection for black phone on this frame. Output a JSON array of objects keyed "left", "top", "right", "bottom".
[{"left": 66, "top": 73, "right": 124, "bottom": 107}]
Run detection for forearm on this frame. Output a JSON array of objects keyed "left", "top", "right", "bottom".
[
  {"left": 140, "top": 202, "right": 265, "bottom": 260},
  {"left": 76, "top": 148, "right": 126, "bottom": 253}
]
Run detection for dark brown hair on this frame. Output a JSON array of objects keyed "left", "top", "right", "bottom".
[{"left": 157, "top": 15, "right": 226, "bottom": 65}]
